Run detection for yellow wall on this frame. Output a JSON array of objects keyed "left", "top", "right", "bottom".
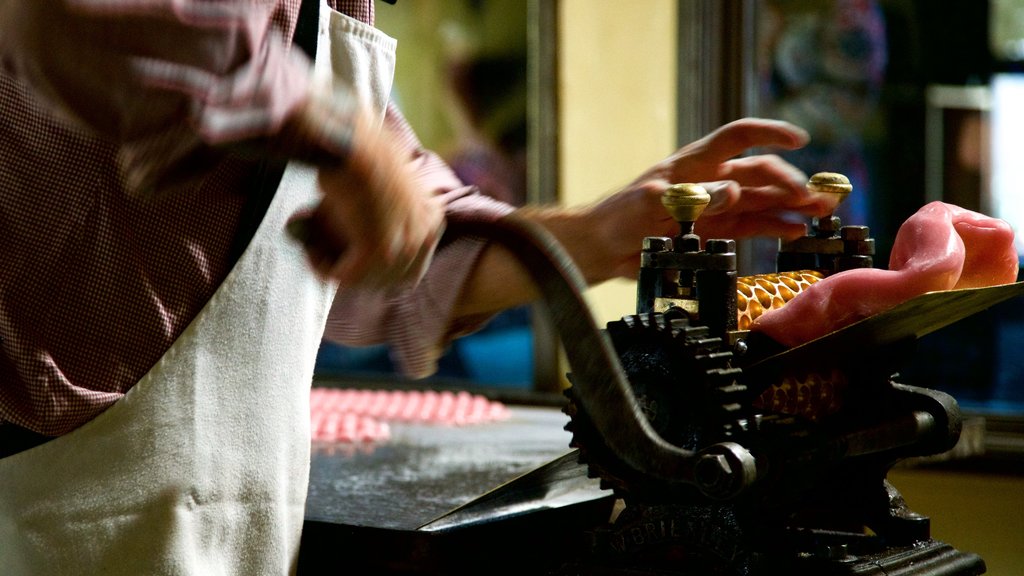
[{"left": 559, "top": 0, "right": 677, "bottom": 324}]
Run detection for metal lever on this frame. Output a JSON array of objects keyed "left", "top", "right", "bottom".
[{"left": 445, "top": 215, "right": 757, "bottom": 499}]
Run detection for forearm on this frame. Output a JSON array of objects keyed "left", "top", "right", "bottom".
[{"left": 451, "top": 205, "right": 617, "bottom": 319}]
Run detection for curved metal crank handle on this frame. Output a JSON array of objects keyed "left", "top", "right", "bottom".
[{"left": 444, "top": 215, "right": 758, "bottom": 499}]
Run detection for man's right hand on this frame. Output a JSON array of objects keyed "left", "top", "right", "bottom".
[{"left": 295, "top": 108, "right": 445, "bottom": 290}]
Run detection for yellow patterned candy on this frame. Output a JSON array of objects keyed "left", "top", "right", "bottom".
[
  {"left": 736, "top": 271, "right": 823, "bottom": 330},
  {"left": 736, "top": 270, "right": 849, "bottom": 420}
]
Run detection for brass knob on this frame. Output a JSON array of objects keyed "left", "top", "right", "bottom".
[
  {"left": 661, "top": 183, "right": 711, "bottom": 224},
  {"left": 807, "top": 172, "right": 852, "bottom": 205}
]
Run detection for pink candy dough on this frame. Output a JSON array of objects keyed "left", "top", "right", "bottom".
[
  {"left": 752, "top": 202, "right": 1018, "bottom": 347},
  {"left": 309, "top": 388, "right": 511, "bottom": 443}
]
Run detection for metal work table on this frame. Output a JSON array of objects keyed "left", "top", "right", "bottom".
[{"left": 298, "top": 387, "right": 613, "bottom": 575}]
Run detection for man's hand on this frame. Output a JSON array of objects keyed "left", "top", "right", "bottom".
[
  {"left": 568, "top": 118, "right": 835, "bottom": 282},
  {"left": 630, "top": 118, "right": 838, "bottom": 237},
  {"left": 293, "top": 109, "right": 445, "bottom": 289}
]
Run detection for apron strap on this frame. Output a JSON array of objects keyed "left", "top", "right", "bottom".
[{"left": 229, "top": 0, "right": 321, "bottom": 263}]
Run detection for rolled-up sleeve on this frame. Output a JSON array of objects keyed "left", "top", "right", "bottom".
[
  {"left": 322, "top": 102, "right": 516, "bottom": 378},
  {"left": 0, "top": 0, "right": 312, "bottom": 191}
]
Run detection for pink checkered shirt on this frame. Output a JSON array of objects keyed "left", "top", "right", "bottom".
[{"left": 0, "top": 0, "right": 512, "bottom": 437}]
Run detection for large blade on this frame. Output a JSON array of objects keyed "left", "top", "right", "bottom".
[{"left": 418, "top": 449, "right": 610, "bottom": 532}]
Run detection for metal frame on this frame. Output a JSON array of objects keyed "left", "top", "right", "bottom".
[
  {"left": 676, "top": 0, "right": 757, "bottom": 144},
  {"left": 527, "top": 0, "right": 562, "bottom": 392}
]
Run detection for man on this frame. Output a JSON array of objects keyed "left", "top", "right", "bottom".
[{"left": 0, "top": 1, "right": 834, "bottom": 573}]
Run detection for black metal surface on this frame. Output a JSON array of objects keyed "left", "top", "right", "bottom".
[
  {"left": 557, "top": 532, "right": 987, "bottom": 569},
  {"left": 298, "top": 404, "right": 616, "bottom": 575},
  {"left": 304, "top": 405, "right": 584, "bottom": 531}
]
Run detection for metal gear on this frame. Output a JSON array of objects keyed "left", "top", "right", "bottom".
[{"left": 564, "top": 310, "right": 751, "bottom": 503}]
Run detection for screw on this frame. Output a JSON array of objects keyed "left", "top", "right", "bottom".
[
  {"left": 694, "top": 454, "right": 732, "bottom": 492},
  {"left": 643, "top": 236, "right": 673, "bottom": 252}
]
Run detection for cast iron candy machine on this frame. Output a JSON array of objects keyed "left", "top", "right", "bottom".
[
  {"left": 468, "top": 172, "right": 1019, "bottom": 575},
  {"left": 300, "top": 173, "right": 1023, "bottom": 575}
]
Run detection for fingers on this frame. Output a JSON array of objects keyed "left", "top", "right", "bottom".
[
  {"left": 289, "top": 115, "right": 446, "bottom": 290},
  {"left": 698, "top": 118, "right": 810, "bottom": 163},
  {"left": 702, "top": 181, "right": 741, "bottom": 214},
  {"left": 693, "top": 179, "right": 831, "bottom": 240},
  {"left": 706, "top": 183, "right": 834, "bottom": 215},
  {"left": 654, "top": 117, "right": 811, "bottom": 186},
  {"left": 617, "top": 118, "right": 834, "bottom": 249},
  {"left": 717, "top": 155, "right": 854, "bottom": 218},
  {"left": 288, "top": 207, "right": 369, "bottom": 284},
  {"left": 718, "top": 154, "right": 807, "bottom": 192},
  {"left": 302, "top": 200, "right": 444, "bottom": 289},
  {"left": 369, "top": 206, "right": 444, "bottom": 288}
]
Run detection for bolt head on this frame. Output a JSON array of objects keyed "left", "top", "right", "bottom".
[
  {"left": 643, "top": 236, "right": 673, "bottom": 252},
  {"left": 694, "top": 454, "right": 731, "bottom": 489}
]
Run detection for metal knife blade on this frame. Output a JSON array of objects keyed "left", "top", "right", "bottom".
[{"left": 417, "top": 449, "right": 611, "bottom": 532}]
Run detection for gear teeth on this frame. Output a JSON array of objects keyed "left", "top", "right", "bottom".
[
  {"left": 692, "top": 336, "right": 724, "bottom": 350},
  {"left": 695, "top": 352, "right": 733, "bottom": 370},
  {"left": 714, "top": 382, "right": 748, "bottom": 398},
  {"left": 681, "top": 325, "right": 710, "bottom": 339},
  {"left": 668, "top": 318, "right": 690, "bottom": 333},
  {"left": 705, "top": 351, "right": 734, "bottom": 363},
  {"left": 719, "top": 402, "right": 743, "bottom": 415},
  {"left": 564, "top": 311, "right": 754, "bottom": 504}
]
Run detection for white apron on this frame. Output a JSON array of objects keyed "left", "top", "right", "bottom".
[{"left": 0, "top": 4, "right": 396, "bottom": 574}]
